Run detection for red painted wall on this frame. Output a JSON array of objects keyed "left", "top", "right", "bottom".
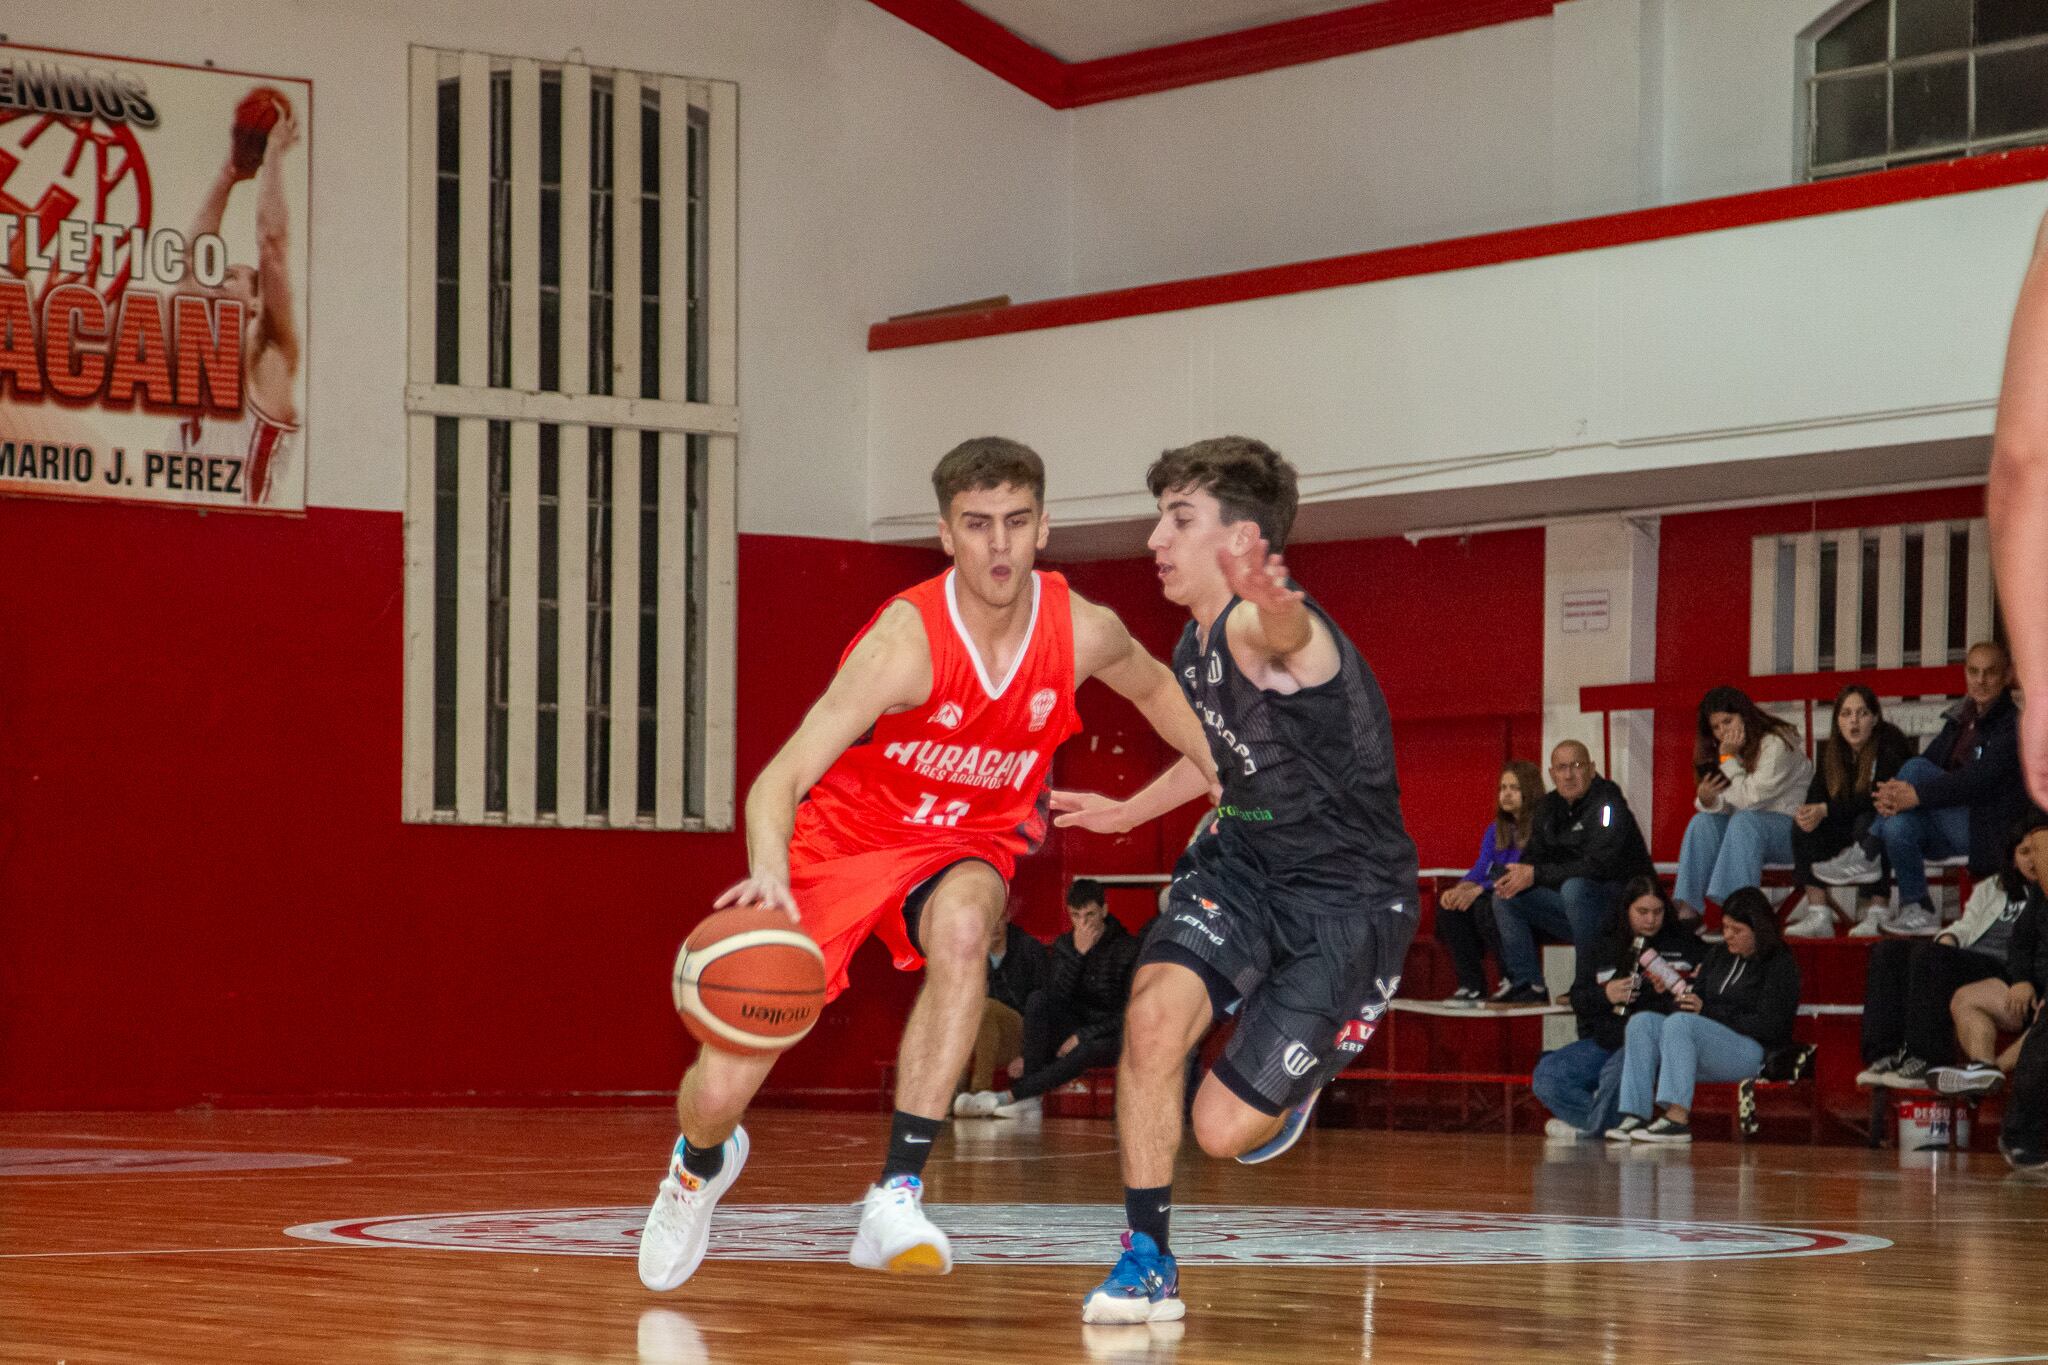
[
  {"left": 0, "top": 501, "right": 945, "bottom": 1108},
  {"left": 0, "top": 497, "right": 1542, "bottom": 1109}
]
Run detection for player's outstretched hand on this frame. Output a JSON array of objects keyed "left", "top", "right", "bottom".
[
  {"left": 713, "top": 873, "right": 799, "bottom": 921},
  {"left": 1218, "top": 535, "right": 1303, "bottom": 615},
  {"left": 1051, "top": 789, "right": 1131, "bottom": 835}
]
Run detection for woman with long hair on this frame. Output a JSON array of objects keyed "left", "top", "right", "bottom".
[
  {"left": 1435, "top": 761, "right": 1543, "bottom": 1003},
  {"left": 1606, "top": 888, "right": 1802, "bottom": 1144},
  {"left": 1673, "top": 686, "right": 1814, "bottom": 925},
  {"left": 1786, "top": 685, "right": 1915, "bottom": 937},
  {"left": 1532, "top": 876, "right": 1703, "bottom": 1138}
]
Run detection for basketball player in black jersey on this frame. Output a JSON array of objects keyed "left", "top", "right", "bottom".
[{"left": 1052, "top": 436, "right": 1420, "bottom": 1325}]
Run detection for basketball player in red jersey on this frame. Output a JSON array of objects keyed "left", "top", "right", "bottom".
[
  {"left": 171, "top": 89, "right": 301, "bottom": 505},
  {"left": 638, "top": 438, "right": 1221, "bottom": 1292}
]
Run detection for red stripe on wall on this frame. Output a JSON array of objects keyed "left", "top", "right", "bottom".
[
  {"left": 869, "top": 146, "right": 2048, "bottom": 350},
  {"left": 1064, "top": 0, "right": 1557, "bottom": 107},
  {"left": 866, "top": 0, "right": 1558, "bottom": 109}
]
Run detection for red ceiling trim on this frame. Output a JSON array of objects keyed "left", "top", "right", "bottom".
[
  {"left": 869, "top": 145, "right": 2048, "bottom": 351},
  {"left": 866, "top": 0, "right": 1561, "bottom": 109},
  {"left": 864, "top": 0, "right": 1069, "bottom": 105},
  {"left": 1063, "top": 0, "right": 1559, "bottom": 106}
]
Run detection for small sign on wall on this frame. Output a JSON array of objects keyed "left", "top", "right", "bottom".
[{"left": 1561, "top": 589, "right": 1611, "bottom": 634}]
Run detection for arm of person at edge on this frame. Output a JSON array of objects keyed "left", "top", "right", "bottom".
[
  {"left": 714, "top": 601, "right": 931, "bottom": 917},
  {"left": 1048, "top": 595, "right": 1226, "bottom": 836},
  {"left": 1992, "top": 205, "right": 2048, "bottom": 811}
]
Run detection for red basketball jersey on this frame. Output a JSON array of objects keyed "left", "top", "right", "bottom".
[{"left": 800, "top": 568, "right": 1082, "bottom": 856}]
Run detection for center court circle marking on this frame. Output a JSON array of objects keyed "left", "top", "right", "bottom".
[
  {"left": 283, "top": 1204, "right": 1887, "bottom": 1265},
  {"left": 2, "top": 1148, "right": 349, "bottom": 1177}
]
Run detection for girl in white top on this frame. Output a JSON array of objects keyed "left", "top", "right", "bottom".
[{"left": 1674, "top": 687, "right": 1815, "bottom": 922}]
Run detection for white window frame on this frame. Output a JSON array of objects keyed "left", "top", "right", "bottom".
[{"left": 402, "top": 46, "right": 737, "bottom": 830}]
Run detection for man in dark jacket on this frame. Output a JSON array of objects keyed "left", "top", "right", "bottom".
[
  {"left": 1818, "top": 643, "right": 2032, "bottom": 934},
  {"left": 958, "top": 879, "right": 1140, "bottom": 1118},
  {"left": 955, "top": 914, "right": 1051, "bottom": 1107},
  {"left": 1491, "top": 741, "right": 1656, "bottom": 1002}
]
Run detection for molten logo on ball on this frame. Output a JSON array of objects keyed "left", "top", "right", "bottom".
[{"left": 672, "top": 906, "right": 828, "bottom": 1057}]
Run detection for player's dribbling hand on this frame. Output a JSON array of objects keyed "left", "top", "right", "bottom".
[
  {"left": 713, "top": 873, "right": 799, "bottom": 921},
  {"left": 1050, "top": 789, "right": 1131, "bottom": 835},
  {"left": 1218, "top": 535, "right": 1304, "bottom": 615}
]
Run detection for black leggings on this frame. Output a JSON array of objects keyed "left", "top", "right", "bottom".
[
  {"left": 1007, "top": 991, "right": 1123, "bottom": 1102},
  {"left": 2006, "top": 1017, "right": 2048, "bottom": 1153},
  {"left": 1860, "top": 939, "right": 2002, "bottom": 1066},
  {"left": 1433, "top": 891, "right": 1503, "bottom": 995}
]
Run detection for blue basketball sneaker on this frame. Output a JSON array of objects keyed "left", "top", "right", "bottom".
[
  {"left": 1081, "top": 1231, "right": 1184, "bottom": 1324},
  {"left": 1236, "top": 1089, "right": 1320, "bottom": 1165}
]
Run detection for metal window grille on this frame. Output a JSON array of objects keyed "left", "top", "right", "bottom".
[
  {"left": 1749, "top": 519, "right": 1995, "bottom": 677},
  {"left": 1806, "top": 0, "right": 2048, "bottom": 179},
  {"left": 404, "top": 47, "right": 736, "bottom": 829}
]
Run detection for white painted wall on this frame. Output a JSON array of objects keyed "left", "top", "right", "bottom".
[
  {"left": 1542, "top": 519, "right": 1660, "bottom": 837},
  {"left": 24, "top": 0, "right": 1071, "bottom": 536},
  {"left": 1060, "top": 0, "right": 1846, "bottom": 295},
  {"left": 869, "top": 178, "right": 2045, "bottom": 540}
]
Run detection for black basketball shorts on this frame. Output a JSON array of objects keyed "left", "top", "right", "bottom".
[{"left": 1138, "top": 854, "right": 1417, "bottom": 1115}]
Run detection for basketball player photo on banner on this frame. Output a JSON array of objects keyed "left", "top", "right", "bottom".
[{"left": 0, "top": 43, "right": 310, "bottom": 513}]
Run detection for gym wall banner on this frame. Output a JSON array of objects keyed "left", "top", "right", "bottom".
[{"left": 0, "top": 44, "right": 311, "bottom": 513}]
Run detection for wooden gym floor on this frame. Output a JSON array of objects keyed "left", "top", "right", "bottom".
[{"left": 3, "top": 1106, "right": 2046, "bottom": 1364}]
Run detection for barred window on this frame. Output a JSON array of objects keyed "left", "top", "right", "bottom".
[
  {"left": 404, "top": 48, "right": 736, "bottom": 829},
  {"left": 1807, "top": 0, "right": 2048, "bottom": 179},
  {"left": 1749, "top": 517, "right": 1996, "bottom": 676}
]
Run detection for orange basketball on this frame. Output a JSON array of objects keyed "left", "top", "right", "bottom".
[{"left": 671, "top": 906, "right": 827, "bottom": 1056}]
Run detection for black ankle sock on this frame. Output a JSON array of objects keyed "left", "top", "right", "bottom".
[
  {"left": 680, "top": 1136, "right": 724, "bottom": 1181},
  {"left": 1125, "top": 1184, "right": 1173, "bottom": 1252},
  {"left": 881, "top": 1110, "right": 943, "bottom": 1182}
]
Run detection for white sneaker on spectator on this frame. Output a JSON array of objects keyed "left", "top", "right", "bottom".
[
  {"left": 991, "top": 1094, "right": 1041, "bottom": 1120},
  {"left": 1854, "top": 1051, "right": 1901, "bottom": 1088},
  {"left": 1884, "top": 904, "right": 1941, "bottom": 937},
  {"left": 1931, "top": 1061, "right": 2005, "bottom": 1096},
  {"left": 1782, "top": 902, "right": 1834, "bottom": 939},
  {"left": 955, "top": 1090, "right": 1002, "bottom": 1118},
  {"left": 1544, "top": 1118, "right": 1580, "bottom": 1141},
  {"left": 1847, "top": 902, "right": 1888, "bottom": 937},
  {"left": 1604, "top": 1116, "right": 1646, "bottom": 1142},
  {"left": 1878, "top": 1055, "right": 1932, "bottom": 1090},
  {"left": 1814, "top": 846, "right": 1884, "bottom": 886}
]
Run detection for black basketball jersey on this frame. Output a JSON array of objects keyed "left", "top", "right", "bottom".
[{"left": 1172, "top": 594, "right": 1418, "bottom": 910}]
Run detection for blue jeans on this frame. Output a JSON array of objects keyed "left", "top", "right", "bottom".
[
  {"left": 1618, "top": 1010, "right": 1765, "bottom": 1118},
  {"left": 1674, "top": 808, "right": 1797, "bottom": 909},
  {"left": 1494, "top": 878, "right": 1616, "bottom": 987},
  {"left": 1870, "top": 756, "right": 1971, "bottom": 907},
  {"left": 1532, "top": 1037, "right": 1625, "bottom": 1135}
]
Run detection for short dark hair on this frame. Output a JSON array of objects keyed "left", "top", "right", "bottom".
[
  {"left": 1146, "top": 435, "right": 1299, "bottom": 551},
  {"left": 932, "top": 437, "right": 1044, "bottom": 512},
  {"left": 1066, "top": 878, "right": 1107, "bottom": 909}
]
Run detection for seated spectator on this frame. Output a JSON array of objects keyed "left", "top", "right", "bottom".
[
  {"left": 1605, "top": 888, "right": 1801, "bottom": 1145},
  {"left": 1857, "top": 817, "right": 2043, "bottom": 1090},
  {"left": 953, "top": 906, "right": 1050, "bottom": 1110},
  {"left": 1491, "top": 741, "right": 1656, "bottom": 1003},
  {"left": 1674, "top": 687, "right": 1813, "bottom": 928},
  {"left": 1533, "top": 877, "right": 1703, "bottom": 1140},
  {"left": 958, "top": 878, "right": 1138, "bottom": 1119},
  {"left": 1817, "top": 642, "right": 2031, "bottom": 936},
  {"left": 1787, "top": 685, "right": 1915, "bottom": 938},
  {"left": 1932, "top": 812, "right": 2048, "bottom": 1096},
  {"left": 1435, "top": 760, "right": 1543, "bottom": 1004},
  {"left": 2002, "top": 1007, "right": 2048, "bottom": 1175}
]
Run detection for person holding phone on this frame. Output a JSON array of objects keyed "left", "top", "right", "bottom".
[{"left": 1673, "top": 688, "right": 1813, "bottom": 928}]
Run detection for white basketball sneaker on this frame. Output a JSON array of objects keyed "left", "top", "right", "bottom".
[
  {"left": 849, "top": 1174, "right": 953, "bottom": 1274},
  {"left": 637, "top": 1126, "right": 749, "bottom": 1292},
  {"left": 1782, "top": 901, "right": 1834, "bottom": 939}
]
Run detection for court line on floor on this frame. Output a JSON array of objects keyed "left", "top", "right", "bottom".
[
  {"left": 1888, "top": 1355, "right": 2048, "bottom": 1364},
  {"left": 0, "top": 1244, "right": 346, "bottom": 1261}
]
